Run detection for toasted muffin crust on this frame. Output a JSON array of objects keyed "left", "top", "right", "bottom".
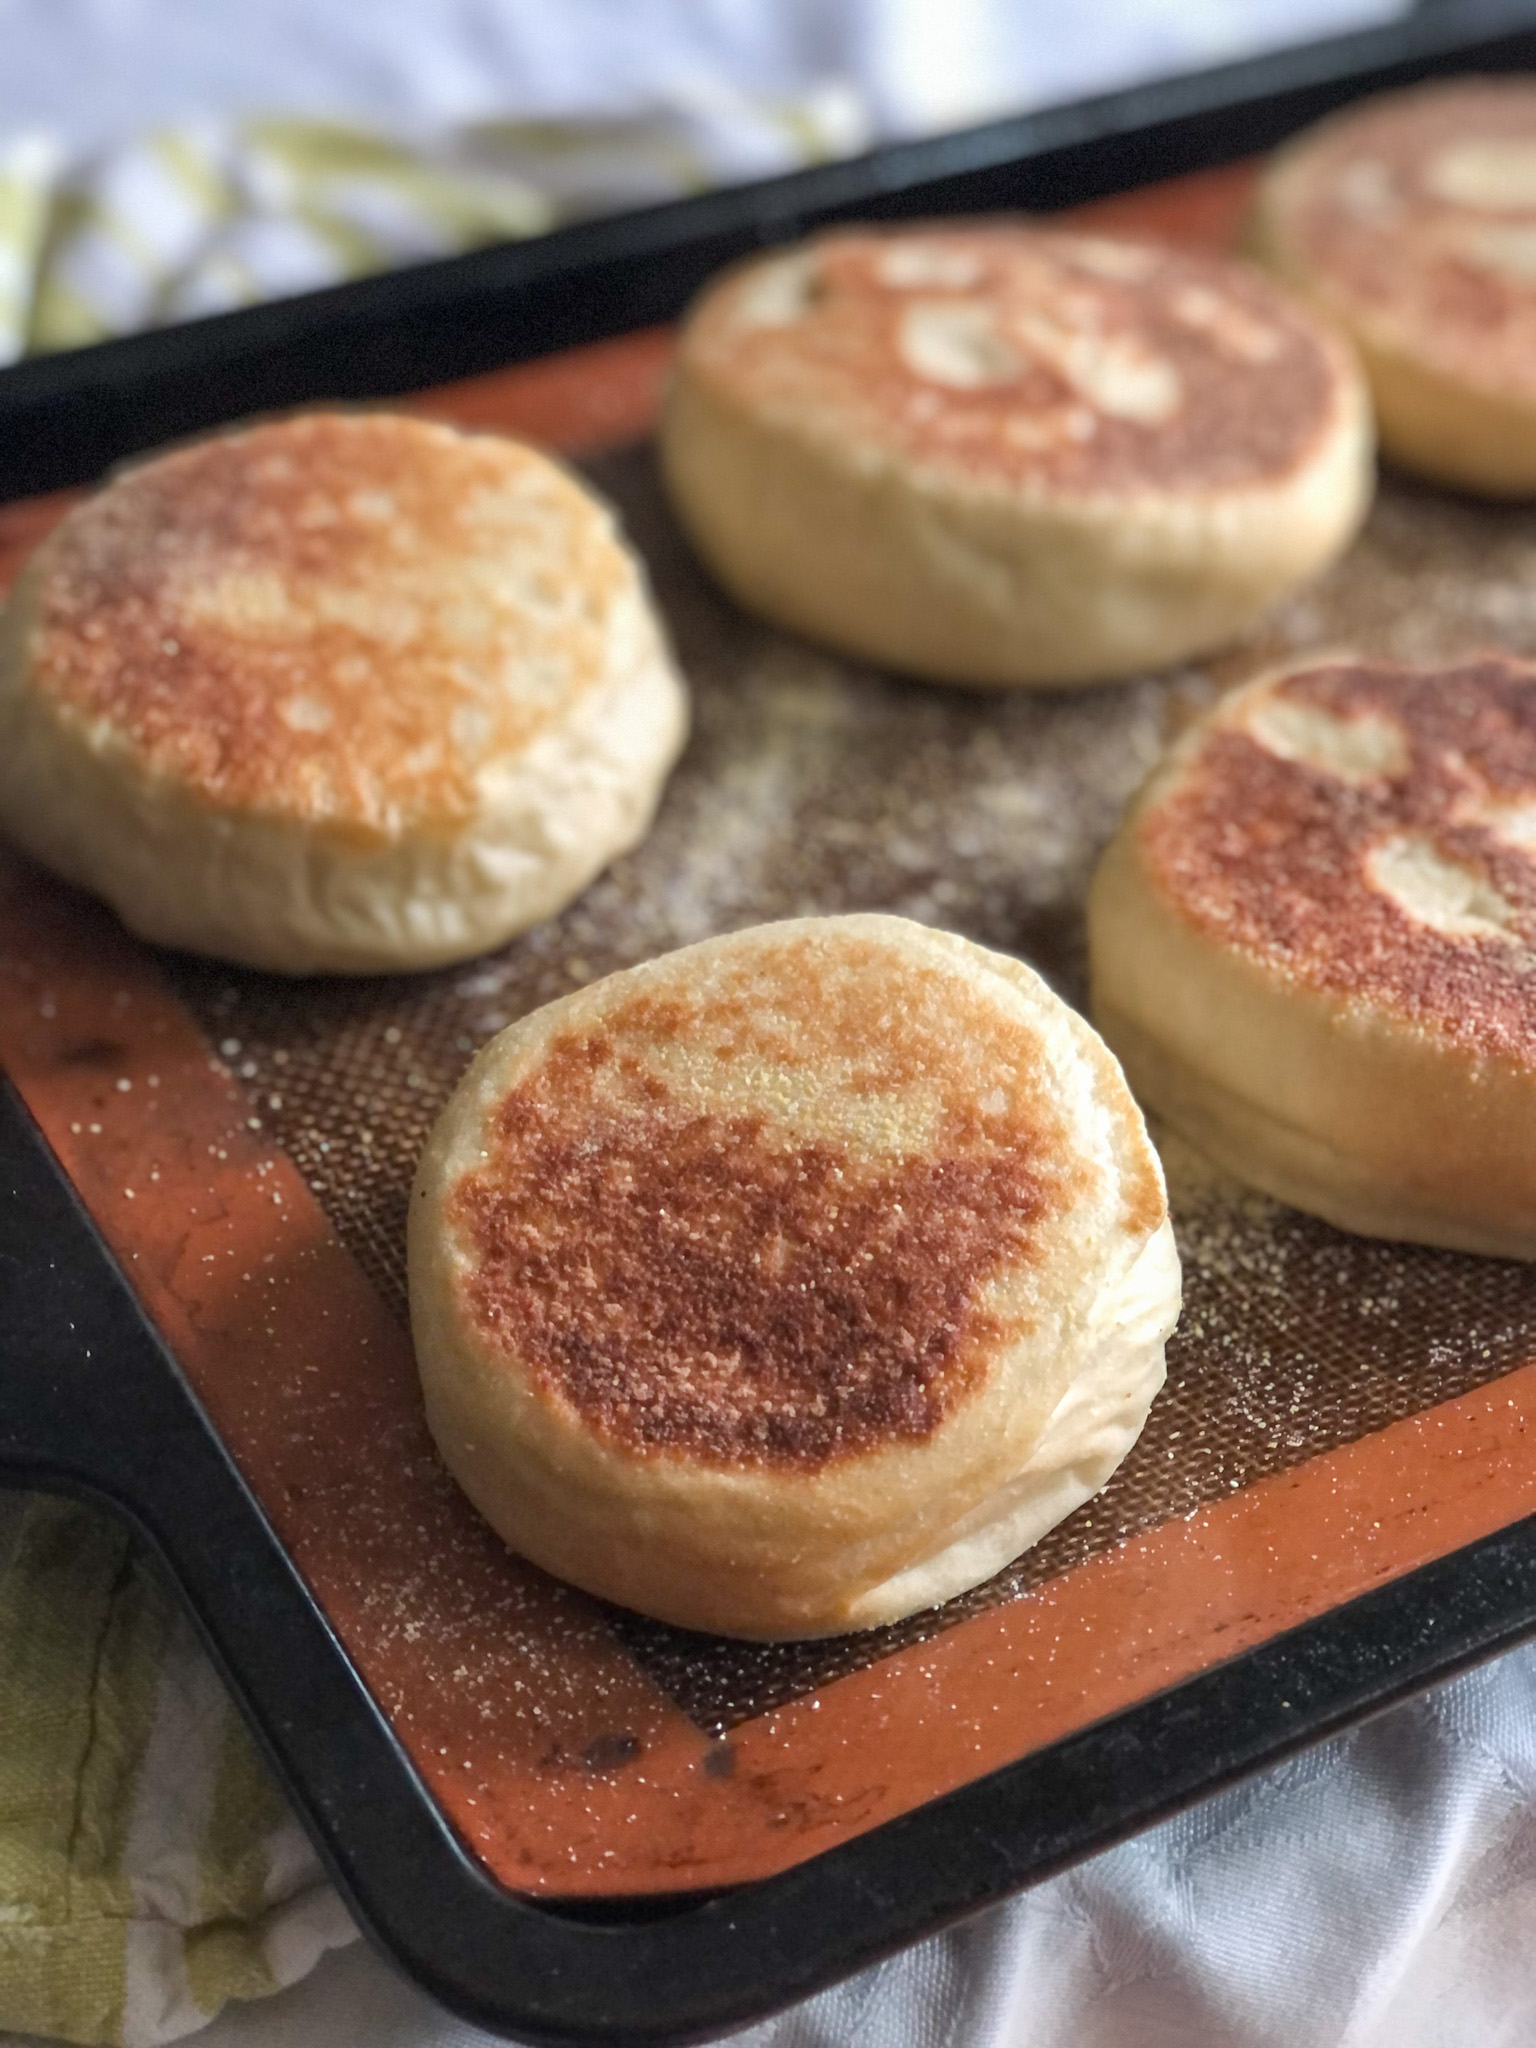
[
  {"left": 678, "top": 225, "right": 1346, "bottom": 499},
  {"left": 444, "top": 929, "right": 1100, "bottom": 1470},
  {"left": 1259, "top": 79, "right": 1536, "bottom": 405},
  {"left": 1140, "top": 655, "right": 1536, "bottom": 1061},
  {"left": 25, "top": 413, "right": 630, "bottom": 839}
]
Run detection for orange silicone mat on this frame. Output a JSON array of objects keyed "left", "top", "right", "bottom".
[{"left": 5, "top": 161, "right": 1536, "bottom": 1897}]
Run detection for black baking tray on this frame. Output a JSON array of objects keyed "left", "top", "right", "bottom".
[{"left": 6, "top": 6, "right": 1536, "bottom": 2041}]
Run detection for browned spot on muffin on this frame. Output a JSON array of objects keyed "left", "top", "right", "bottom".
[
  {"left": 449, "top": 1103, "right": 1053, "bottom": 1469},
  {"left": 444, "top": 934, "right": 1096, "bottom": 1470},
  {"left": 25, "top": 413, "right": 626, "bottom": 839},
  {"left": 682, "top": 226, "right": 1341, "bottom": 496},
  {"left": 1140, "top": 655, "right": 1536, "bottom": 1062},
  {"left": 1274, "top": 80, "right": 1536, "bottom": 400}
]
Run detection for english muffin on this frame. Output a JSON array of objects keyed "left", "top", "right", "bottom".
[
  {"left": 409, "top": 913, "right": 1180, "bottom": 1640},
  {"left": 1251, "top": 78, "right": 1536, "bottom": 496},
  {"left": 0, "top": 412, "right": 687, "bottom": 973},
  {"left": 661, "top": 222, "right": 1371, "bottom": 689},
  {"left": 1089, "top": 653, "right": 1536, "bottom": 1257}
]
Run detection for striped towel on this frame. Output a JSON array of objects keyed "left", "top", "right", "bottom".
[
  {"left": 0, "top": 1493, "right": 354, "bottom": 2046},
  {"left": 0, "top": 83, "right": 870, "bottom": 364}
]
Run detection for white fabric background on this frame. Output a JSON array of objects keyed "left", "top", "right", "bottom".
[
  {"left": 1, "top": 0, "right": 1403, "bottom": 152},
  {"left": 13, "top": 4, "right": 1536, "bottom": 2046}
]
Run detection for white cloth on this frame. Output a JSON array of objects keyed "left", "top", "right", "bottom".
[
  {"left": 0, "top": 0, "right": 1404, "bottom": 158},
  {"left": 19, "top": 1641, "right": 1532, "bottom": 2048}
]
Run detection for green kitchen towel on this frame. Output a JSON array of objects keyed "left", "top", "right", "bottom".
[
  {"left": 0, "top": 1493, "right": 355, "bottom": 2047},
  {"left": 0, "top": 83, "right": 869, "bottom": 363}
]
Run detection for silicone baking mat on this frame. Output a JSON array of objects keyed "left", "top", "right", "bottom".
[{"left": 5, "top": 162, "right": 1536, "bottom": 1898}]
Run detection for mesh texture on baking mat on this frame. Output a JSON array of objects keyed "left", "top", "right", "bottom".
[{"left": 165, "top": 448, "right": 1536, "bottom": 1730}]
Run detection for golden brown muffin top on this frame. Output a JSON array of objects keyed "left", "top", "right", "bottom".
[
  {"left": 444, "top": 923, "right": 1147, "bottom": 1471},
  {"left": 1262, "top": 79, "right": 1536, "bottom": 400},
  {"left": 1140, "top": 655, "right": 1536, "bottom": 1061},
  {"left": 20, "top": 413, "right": 634, "bottom": 841},
  {"left": 676, "top": 224, "right": 1347, "bottom": 497}
]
